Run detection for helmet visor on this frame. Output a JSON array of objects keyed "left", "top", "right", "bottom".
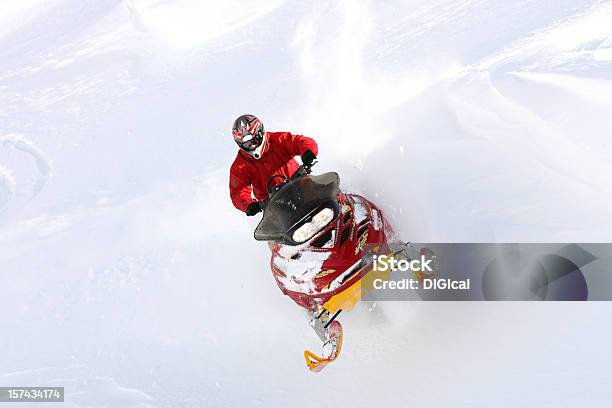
[{"left": 238, "top": 133, "right": 263, "bottom": 151}]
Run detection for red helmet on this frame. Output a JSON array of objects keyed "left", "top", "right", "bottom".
[{"left": 232, "top": 114, "right": 267, "bottom": 159}]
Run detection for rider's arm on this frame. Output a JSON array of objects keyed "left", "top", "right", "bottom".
[
  {"left": 280, "top": 132, "right": 318, "bottom": 157},
  {"left": 229, "top": 162, "right": 256, "bottom": 213}
]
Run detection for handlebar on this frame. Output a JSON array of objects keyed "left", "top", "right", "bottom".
[
  {"left": 291, "top": 161, "right": 317, "bottom": 180},
  {"left": 261, "top": 161, "right": 318, "bottom": 209}
]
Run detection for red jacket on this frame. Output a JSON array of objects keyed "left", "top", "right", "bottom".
[{"left": 229, "top": 131, "right": 318, "bottom": 213}]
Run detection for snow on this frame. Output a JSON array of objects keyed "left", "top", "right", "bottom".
[
  {"left": 352, "top": 195, "right": 369, "bottom": 224},
  {"left": 1, "top": 0, "right": 612, "bottom": 407},
  {"left": 0, "top": 134, "right": 52, "bottom": 198},
  {"left": 0, "top": 165, "right": 16, "bottom": 213},
  {"left": 273, "top": 245, "right": 331, "bottom": 293}
]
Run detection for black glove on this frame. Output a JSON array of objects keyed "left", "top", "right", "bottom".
[
  {"left": 246, "top": 201, "right": 262, "bottom": 216},
  {"left": 302, "top": 150, "right": 316, "bottom": 167}
]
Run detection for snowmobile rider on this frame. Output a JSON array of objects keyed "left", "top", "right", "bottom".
[{"left": 229, "top": 114, "right": 318, "bottom": 216}]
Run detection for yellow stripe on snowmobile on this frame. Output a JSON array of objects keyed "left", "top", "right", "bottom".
[{"left": 322, "top": 252, "right": 394, "bottom": 313}]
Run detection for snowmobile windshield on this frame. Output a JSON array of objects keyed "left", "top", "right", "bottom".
[{"left": 254, "top": 172, "right": 341, "bottom": 245}]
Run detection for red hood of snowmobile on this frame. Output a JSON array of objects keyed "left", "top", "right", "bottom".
[{"left": 269, "top": 193, "right": 391, "bottom": 310}]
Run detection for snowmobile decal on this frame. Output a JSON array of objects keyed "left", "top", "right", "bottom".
[
  {"left": 315, "top": 268, "right": 336, "bottom": 279},
  {"left": 355, "top": 230, "right": 369, "bottom": 254}
]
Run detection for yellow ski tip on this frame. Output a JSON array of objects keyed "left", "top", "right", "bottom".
[
  {"left": 304, "top": 350, "right": 334, "bottom": 372},
  {"left": 303, "top": 320, "right": 343, "bottom": 372}
]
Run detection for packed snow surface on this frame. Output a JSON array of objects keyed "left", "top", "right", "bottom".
[{"left": 1, "top": 0, "right": 612, "bottom": 407}]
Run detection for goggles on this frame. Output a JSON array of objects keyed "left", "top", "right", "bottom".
[{"left": 238, "top": 133, "right": 263, "bottom": 151}]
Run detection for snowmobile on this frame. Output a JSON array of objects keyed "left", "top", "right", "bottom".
[{"left": 254, "top": 162, "right": 425, "bottom": 372}]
